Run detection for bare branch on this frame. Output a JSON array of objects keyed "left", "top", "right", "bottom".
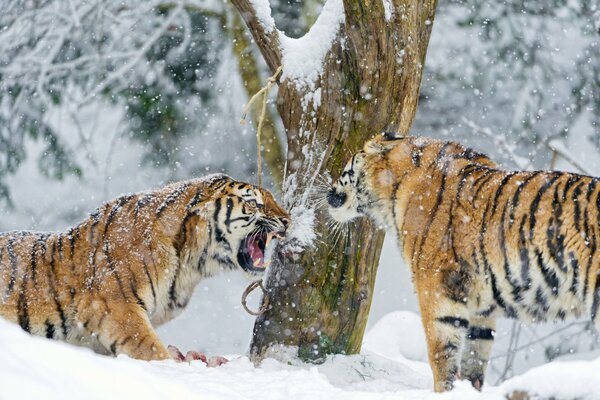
[
  {"left": 230, "top": 0, "right": 281, "bottom": 72},
  {"left": 545, "top": 139, "right": 593, "bottom": 176}
]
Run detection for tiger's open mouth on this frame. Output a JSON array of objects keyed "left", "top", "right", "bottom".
[{"left": 238, "top": 229, "right": 286, "bottom": 272}]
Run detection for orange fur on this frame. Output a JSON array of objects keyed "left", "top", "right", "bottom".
[
  {"left": 0, "top": 174, "right": 289, "bottom": 360},
  {"left": 329, "top": 135, "right": 600, "bottom": 392}
]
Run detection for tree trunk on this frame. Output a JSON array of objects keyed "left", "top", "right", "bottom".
[{"left": 231, "top": 0, "right": 437, "bottom": 362}]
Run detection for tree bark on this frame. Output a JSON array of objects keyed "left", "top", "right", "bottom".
[{"left": 231, "top": 0, "right": 437, "bottom": 362}]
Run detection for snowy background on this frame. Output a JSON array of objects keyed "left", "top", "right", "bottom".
[{"left": 1, "top": 0, "right": 599, "bottom": 398}]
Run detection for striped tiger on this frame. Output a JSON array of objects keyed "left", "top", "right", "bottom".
[
  {"left": 0, "top": 174, "right": 290, "bottom": 361},
  {"left": 327, "top": 133, "right": 600, "bottom": 392}
]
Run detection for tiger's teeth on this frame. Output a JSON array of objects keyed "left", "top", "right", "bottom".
[
  {"left": 253, "top": 258, "right": 262, "bottom": 267},
  {"left": 266, "top": 231, "right": 277, "bottom": 247}
]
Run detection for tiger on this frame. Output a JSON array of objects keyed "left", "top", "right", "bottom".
[
  {"left": 0, "top": 174, "right": 290, "bottom": 362},
  {"left": 327, "top": 133, "right": 600, "bottom": 392}
]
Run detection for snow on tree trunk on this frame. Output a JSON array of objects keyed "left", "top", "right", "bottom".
[{"left": 231, "top": 0, "right": 437, "bottom": 362}]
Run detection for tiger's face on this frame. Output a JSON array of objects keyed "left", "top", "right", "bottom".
[
  {"left": 327, "top": 133, "right": 404, "bottom": 225},
  {"left": 327, "top": 152, "right": 371, "bottom": 223},
  {"left": 210, "top": 182, "right": 290, "bottom": 276}
]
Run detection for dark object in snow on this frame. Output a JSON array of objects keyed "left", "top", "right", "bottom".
[
  {"left": 0, "top": 174, "right": 289, "bottom": 361},
  {"left": 329, "top": 135, "right": 600, "bottom": 393}
]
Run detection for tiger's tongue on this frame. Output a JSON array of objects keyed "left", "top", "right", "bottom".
[{"left": 249, "top": 239, "right": 264, "bottom": 266}]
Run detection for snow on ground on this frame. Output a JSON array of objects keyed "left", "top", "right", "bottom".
[{"left": 2, "top": 311, "right": 600, "bottom": 400}]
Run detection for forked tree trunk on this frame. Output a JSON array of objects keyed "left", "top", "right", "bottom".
[{"left": 231, "top": 0, "right": 437, "bottom": 362}]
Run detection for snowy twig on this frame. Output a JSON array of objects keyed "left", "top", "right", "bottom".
[{"left": 545, "top": 140, "right": 592, "bottom": 175}]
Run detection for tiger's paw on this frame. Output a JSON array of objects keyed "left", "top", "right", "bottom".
[{"left": 167, "top": 345, "right": 228, "bottom": 367}]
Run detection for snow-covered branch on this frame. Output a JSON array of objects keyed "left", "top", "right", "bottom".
[{"left": 230, "top": 0, "right": 281, "bottom": 72}]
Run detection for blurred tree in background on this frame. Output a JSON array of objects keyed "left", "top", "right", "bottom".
[
  {"left": 415, "top": 0, "right": 599, "bottom": 168},
  {"left": 2, "top": 0, "right": 597, "bottom": 204},
  {"left": 0, "top": 0, "right": 292, "bottom": 206}
]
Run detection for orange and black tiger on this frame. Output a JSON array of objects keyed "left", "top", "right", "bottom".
[
  {"left": 0, "top": 174, "right": 289, "bottom": 361},
  {"left": 327, "top": 133, "right": 600, "bottom": 392}
]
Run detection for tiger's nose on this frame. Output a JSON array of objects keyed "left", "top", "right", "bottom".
[{"left": 327, "top": 189, "right": 347, "bottom": 208}]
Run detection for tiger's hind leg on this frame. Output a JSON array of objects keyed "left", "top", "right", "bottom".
[
  {"left": 79, "top": 300, "right": 169, "bottom": 361},
  {"left": 460, "top": 316, "right": 496, "bottom": 390}
]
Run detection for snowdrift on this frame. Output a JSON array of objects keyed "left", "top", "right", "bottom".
[{"left": 1, "top": 312, "right": 599, "bottom": 400}]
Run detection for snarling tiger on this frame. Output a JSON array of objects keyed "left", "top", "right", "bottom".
[
  {"left": 327, "top": 133, "right": 600, "bottom": 392},
  {"left": 0, "top": 174, "right": 290, "bottom": 361}
]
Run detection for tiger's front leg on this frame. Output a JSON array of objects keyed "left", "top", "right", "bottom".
[
  {"left": 418, "top": 290, "right": 470, "bottom": 392},
  {"left": 79, "top": 300, "right": 169, "bottom": 361},
  {"left": 460, "top": 316, "right": 496, "bottom": 390}
]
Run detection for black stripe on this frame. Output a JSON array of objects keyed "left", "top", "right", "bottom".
[
  {"left": 476, "top": 305, "right": 496, "bottom": 317},
  {"left": 17, "top": 275, "right": 30, "bottom": 333},
  {"left": 120, "top": 335, "right": 133, "bottom": 347},
  {"left": 572, "top": 181, "right": 585, "bottom": 233},
  {"left": 411, "top": 146, "right": 422, "bottom": 167},
  {"left": 130, "top": 277, "right": 146, "bottom": 311},
  {"left": 535, "top": 249, "right": 559, "bottom": 296},
  {"left": 488, "top": 264, "right": 517, "bottom": 318},
  {"left": 134, "top": 194, "right": 153, "bottom": 219},
  {"left": 156, "top": 182, "right": 191, "bottom": 217},
  {"left": 472, "top": 170, "right": 496, "bottom": 200},
  {"left": 224, "top": 197, "right": 234, "bottom": 232},
  {"left": 518, "top": 217, "right": 532, "bottom": 288},
  {"left": 490, "top": 173, "right": 516, "bottom": 215},
  {"left": 186, "top": 189, "right": 205, "bottom": 210},
  {"left": 105, "top": 196, "right": 130, "bottom": 231},
  {"left": 547, "top": 185, "right": 567, "bottom": 273},
  {"left": 529, "top": 174, "right": 561, "bottom": 240},
  {"left": 209, "top": 176, "right": 230, "bottom": 192},
  {"left": 141, "top": 261, "right": 157, "bottom": 310},
  {"left": 498, "top": 192, "right": 523, "bottom": 302},
  {"left": 509, "top": 172, "right": 539, "bottom": 227},
  {"left": 436, "top": 316, "right": 469, "bottom": 329},
  {"left": 168, "top": 263, "right": 183, "bottom": 309},
  {"left": 89, "top": 205, "right": 106, "bottom": 244},
  {"left": 110, "top": 341, "right": 118, "bottom": 355},
  {"left": 390, "top": 181, "right": 402, "bottom": 238},
  {"left": 68, "top": 227, "right": 76, "bottom": 256},
  {"left": 213, "top": 198, "right": 227, "bottom": 245},
  {"left": 30, "top": 240, "right": 37, "bottom": 283},
  {"left": 196, "top": 243, "right": 209, "bottom": 272},
  {"left": 6, "top": 238, "right": 16, "bottom": 295},
  {"left": 562, "top": 174, "right": 580, "bottom": 203},
  {"left": 533, "top": 287, "right": 550, "bottom": 320},
  {"left": 586, "top": 178, "right": 599, "bottom": 202},
  {"left": 49, "top": 241, "right": 68, "bottom": 337},
  {"left": 592, "top": 271, "right": 600, "bottom": 320},
  {"left": 57, "top": 234, "right": 63, "bottom": 260},
  {"left": 583, "top": 185, "right": 600, "bottom": 301},
  {"left": 467, "top": 326, "right": 495, "bottom": 341},
  {"left": 568, "top": 252, "right": 580, "bottom": 295},
  {"left": 103, "top": 239, "right": 128, "bottom": 299},
  {"left": 45, "top": 320, "right": 55, "bottom": 339}
]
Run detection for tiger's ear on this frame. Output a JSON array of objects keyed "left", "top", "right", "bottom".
[{"left": 363, "top": 132, "right": 404, "bottom": 154}]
